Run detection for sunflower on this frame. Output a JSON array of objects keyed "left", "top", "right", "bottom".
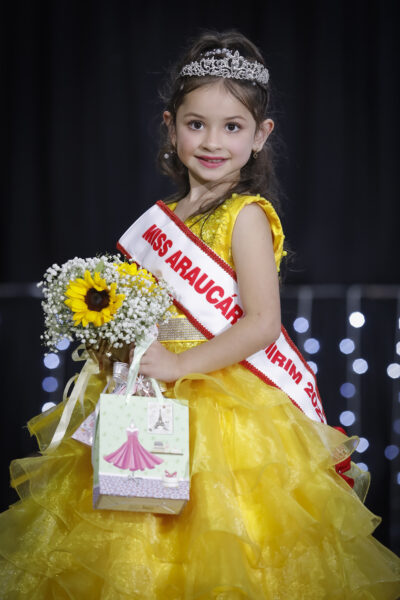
[
  {"left": 65, "top": 270, "right": 125, "bottom": 327},
  {"left": 116, "top": 262, "right": 156, "bottom": 291}
]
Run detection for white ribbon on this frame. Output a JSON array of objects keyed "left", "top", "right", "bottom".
[{"left": 46, "top": 346, "right": 100, "bottom": 451}]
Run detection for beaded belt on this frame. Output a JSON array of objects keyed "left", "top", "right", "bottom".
[{"left": 158, "top": 316, "right": 207, "bottom": 342}]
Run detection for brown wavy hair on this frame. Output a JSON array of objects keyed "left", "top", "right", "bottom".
[{"left": 157, "top": 30, "right": 283, "bottom": 219}]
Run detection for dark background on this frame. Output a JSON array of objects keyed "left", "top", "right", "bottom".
[{"left": 1, "top": 0, "right": 399, "bottom": 554}]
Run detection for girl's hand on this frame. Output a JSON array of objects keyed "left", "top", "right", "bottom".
[{"left": 129, "top": 340, "right": 181, "bottom": 383}]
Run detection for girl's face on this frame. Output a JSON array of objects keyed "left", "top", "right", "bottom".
[{"left": 164, "top": 81, "right": 273, "bottom": 191}]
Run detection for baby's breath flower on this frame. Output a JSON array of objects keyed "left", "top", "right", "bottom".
[{"left": 39, "top": 255, "right": 172, "bottom": 353}]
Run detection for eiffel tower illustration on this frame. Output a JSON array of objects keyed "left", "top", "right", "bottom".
[{"left": 154, "top": 408, "right": 168, "bottom": 430}]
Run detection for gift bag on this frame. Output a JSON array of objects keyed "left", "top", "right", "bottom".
[{"left": 92, "top": 341, "right": 190, "bottom": 514}]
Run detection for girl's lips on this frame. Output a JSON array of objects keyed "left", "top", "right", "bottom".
[{"left": 196, "top": 156, "right": 227, "bottom": 169}]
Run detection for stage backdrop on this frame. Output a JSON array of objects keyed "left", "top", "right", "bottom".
[
  {"left": 1, "top": 0, "right": 399, "bottom": 553},
  {"left": 1, "top": 0, "right": 399, "bottom": 284}
]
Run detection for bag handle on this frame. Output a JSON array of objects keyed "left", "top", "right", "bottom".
[
  {"left": 149, "top": 377, "right": 165, "bottom": 402},
  {"left": 125, "top": 336, "right": 152, "bottom": 396},
  {"left": 125, "top": 333, "right": 164, "bottom": 402}
]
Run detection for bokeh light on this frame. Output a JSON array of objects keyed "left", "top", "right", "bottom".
[
  {"left": 307, "top": 361, "right": 318, "bottom": 374},
  {"left": 349, "top": 311, "right": 365, "bottom": 328},
  {"left": 41, "top": 401, "right": 57, "bottom": 412},
  {"left": 339, "top": 338, "right": 355, "bottom": 354},
  {"left": 56, "top": 338, "right": 71, "bottom": 351},
  {"left": 384, "top": 445, "right": 400, "bottom": 460},
  {"left": 43, "top": 353, "right": 60, "bottom": 369},
  {"left": 340, "top": 382, "right": 356, "bottom": 398},
  {"left": 357, "top": 463, "right": 368, "bottom": 472},
  {"left": 352, "top": 358, "right": 368, "bottom": 374},
  {"left": 304, "top": 338, "right": 320, "bottom": 354},
  {"left": 356, "top": 437, "right": 369, "bottom": 453},
  {"left": 293, "top": 317, "right": 309, "bottom": 333},
  {"left": 387, "top": 363, "right": 400, "bottom": 379},
  {"left": 42, "top": 377, "right": 59, "bottom": 393},
  {"left": 339, "top": 410, "right": 356, "bottom": 426}
]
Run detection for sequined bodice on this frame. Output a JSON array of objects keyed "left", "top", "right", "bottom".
[
  {"left": 161, "top": 193, "right": 285, "bottom": 354},
  {"left": 168, "top": 193, "right": 284, "bottom": 270}
]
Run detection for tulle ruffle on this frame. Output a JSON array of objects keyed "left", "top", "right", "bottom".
[{"left": 0, "top": 362, "right": 399, "bottom": 599}]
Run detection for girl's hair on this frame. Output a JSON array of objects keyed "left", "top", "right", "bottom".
[{"left": 158, "top": 30, "right": 282, "bottom": 218}]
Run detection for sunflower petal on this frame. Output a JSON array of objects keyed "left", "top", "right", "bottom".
[
  {"left": 84, "top": 270, "right": 96, "bottom": 288},
  {"left": 68, "top": 299, "right": 89, "bottom": 311},
  {"left": 65, "top": 288, "right": 87, "bottom": 300},
  {"left": 93, "top": 313, "right": 104, "bottom": 327}
]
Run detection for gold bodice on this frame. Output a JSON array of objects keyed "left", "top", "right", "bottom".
[{"left": 159, "top": 193, "right": 285, "bottom": 352}]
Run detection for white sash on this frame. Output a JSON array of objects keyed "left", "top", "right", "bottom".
[{"left": 118, "top": 201, "right": 326, "bottom": 424}]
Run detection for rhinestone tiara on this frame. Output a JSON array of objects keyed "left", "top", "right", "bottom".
[{"left": 179, "top": 48, "right": 269, "bottom": 87}]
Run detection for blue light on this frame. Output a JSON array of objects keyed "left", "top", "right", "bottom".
[
  {"left": 293, "top": 317, "right": 309, "bottom": 333},
  {"left": 42, "top": 377, "right": 58, "bottom": 393},
  {"left": 357, "top": 463, "right": 368, "bottom": 472},
  {"left": 56, "top": 338, "right": 70, "bottom": 351},
  {"left": 307, "top": 361, "right": 318, "bottom": 374},
  {"left": 304, "top": 338, "right": 320, "bottom": 354},
  {"left": 41, "top": 401, "right": 56, "bottom": 412},
  {"left": 352, "top": 358, "right": 368, "bottom": 374},
  {"left": 356, "top": 437, "right": 369, "bottom": 453},
  {"left": 339, "top": 410, "right": 356, "bottom": 426},
  {"left": 387, "top": 363, "right": 400, "bottom": 379},
  {"left": 339, "top": 338, "right": 355, "bottom": 354},
  {"left": 349, "top": 312, "right": 365, "bottom": 328},
  {"left": 43, "top": 353, "right": 60, "bottom": 369},
  {"left": 340, "top": 382, "right": 356, "bottom": 398},
  {"left": 394, "top": 419, "right": 400, "bottom": 435},
  {"left": 384, "top": 445, "right": 399, "bottom": 460}
]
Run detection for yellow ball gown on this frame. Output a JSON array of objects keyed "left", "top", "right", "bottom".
[{"left": 0, "top": 194, "right": 399, "bottom": 599}]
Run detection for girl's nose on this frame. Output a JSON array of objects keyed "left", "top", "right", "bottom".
[{"left": 201, "top": 128, "right": 222, "bottom": 151}]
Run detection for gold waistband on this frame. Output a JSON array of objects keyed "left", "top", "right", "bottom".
[{"left": 158, "top": 316, "right": 206, "bottom": 342}]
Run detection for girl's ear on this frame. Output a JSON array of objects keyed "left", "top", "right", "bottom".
[
  {"left": 253, "top": 118, "right": 274, "bottom": 153},
  {"left": 163, "top": 111, "right": 176, "bottom": 147}
]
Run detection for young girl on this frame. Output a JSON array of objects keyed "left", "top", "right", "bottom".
[{"left": 0, "top": 30, "right": 399, "bottom": 599}]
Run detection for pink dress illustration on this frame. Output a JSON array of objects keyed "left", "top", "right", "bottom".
[{"left": 104, "top": 422, "right": 163, "bottom": 472}]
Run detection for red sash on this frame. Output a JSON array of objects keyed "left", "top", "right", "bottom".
[{"left": 118, "top": 201, "right": 327, "bottom": 424}]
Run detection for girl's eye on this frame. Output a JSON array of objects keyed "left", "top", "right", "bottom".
[
  {"left": 189, "top": 120, "right": 203, "bottom": 130},
  {"left": 226, "top": 122, "right": 240, "bottom": 132}
]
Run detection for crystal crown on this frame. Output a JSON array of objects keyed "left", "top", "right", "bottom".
[{"left": 179, "top": 48, "right": 269, "bottom": 87}]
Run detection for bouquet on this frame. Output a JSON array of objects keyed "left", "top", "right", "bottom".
[{"left": 38, "top": 255, "right": 172, "bottom": 358}]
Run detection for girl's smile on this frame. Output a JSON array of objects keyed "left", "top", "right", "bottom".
[
  {"left": 164, "top": 81, "right": 273, "bottom": 193},
  {"left": 196, "top": 155, "right": 228, "bottom": 168}
]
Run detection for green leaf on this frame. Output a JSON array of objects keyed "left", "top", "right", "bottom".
[{"left": 94, "top": 259, "right": 105, "bottom": 273}]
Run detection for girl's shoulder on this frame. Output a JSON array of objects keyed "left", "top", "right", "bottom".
[
  {"left": 224, "top": 194, "right": 285, "bottom": 272},
  {"left": 163, "top": 194, "right": 285, "bottom": 272},
  {"left": 224, "top": 193, "right": 281, "bottom": 228}
]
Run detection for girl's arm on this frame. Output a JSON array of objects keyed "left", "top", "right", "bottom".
[{"left": 137, "top": 203, "right": 281, "bottom": 381}]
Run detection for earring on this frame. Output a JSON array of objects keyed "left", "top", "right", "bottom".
[
  {"left": 164, "top": 148, "right": 175, "bottom": 160},
  {"left": 253, "top": 150, "right": 258, "bottom": 160}
]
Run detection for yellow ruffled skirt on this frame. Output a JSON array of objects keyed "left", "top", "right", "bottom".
[{"left": 0, "top": 361, "right": 399, "bottom": 599}]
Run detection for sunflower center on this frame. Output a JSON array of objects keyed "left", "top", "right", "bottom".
[{"left": 85, "top": 288, "right": 110, "bottom": 311}]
